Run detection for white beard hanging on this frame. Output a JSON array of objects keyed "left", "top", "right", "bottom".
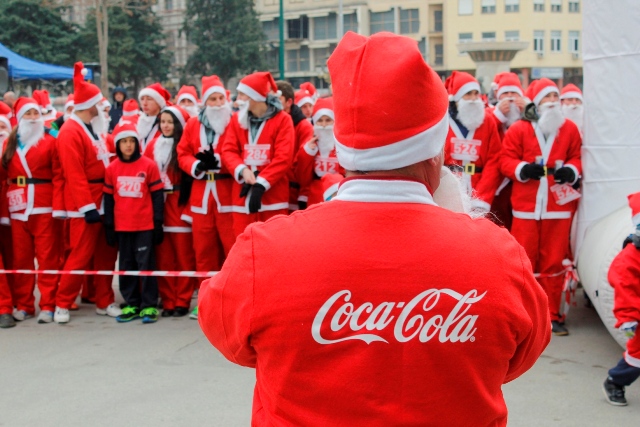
[
  {"left": 538, "top": 102, "right": 565, "bottom": 136},
  {"left": 137, "top": 113, "right": 157, "bottom": 140},
  {"left": 314, "top": 125, "right": 336, "bottom": 157},
  {"left": 562, "top": 104, "right": 584, "bottom": 132},
  {"left": 505, "top": 99, "right": 522, "bottom": 127},
  {"left": 17, "top": 118, "right": 45, "bottom": 149},
  {"left": 184, "top": 105, "right": 200, "bottom": 118},
  {"left": 457, "top": 99, "right": 486, "bottom": 131},
  {"left": 236, "top": 100, "right": 250, "bottom": 130},
  {"left": 90, "top": 112, "right": 108, "bottom": 137},
  {"left": 154, "top": 136, "right": 173, "bottom": 172},
  {"left": 205, "top": 103, "right": 232, "bottom": 135}
]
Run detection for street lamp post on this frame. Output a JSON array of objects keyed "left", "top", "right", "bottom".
[{"left": 279, "top": 0, "right": 285, "bottom": 79}]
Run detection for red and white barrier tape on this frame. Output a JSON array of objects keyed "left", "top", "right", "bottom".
[{"left": 0, "top": 269, "right": 217, "bottom": 278}]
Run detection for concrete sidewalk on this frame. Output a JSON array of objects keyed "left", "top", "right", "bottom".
[{"left": 1, "top": 296, "right": 638, "bottom": 426}]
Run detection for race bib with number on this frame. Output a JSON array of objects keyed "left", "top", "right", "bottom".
[
  {"left": 244, "top": 144, "right": 271, "bottom": 167},
  {"left": 314, "top": 156, "right": 338, "bottom": 177},
  {"left": 7, "top": 188, "right": 27, "bottom": 212},
  {"left": 550, "top": 183, "right": 582, "bottom": 206},
  {"left": 450, "top": 138, "right": 481, "bottom": 162},
  {"left": 117, "top": 176, "right": 145, "bottom": 198},
  {"left": 160, "top": 172, "right": 173, "bottom": 190}
]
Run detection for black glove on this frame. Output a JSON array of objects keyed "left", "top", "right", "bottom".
[
  {"left": 153, "top": 221, "right": 164, "bottom": 245},
  {"left": 194, "top": 149, "right": 219, "bottom": 171},
  {"left": 239, "top": 182, "right": 252, "bottom": 198},
  {"left": 248, "top": 183, "right": 266, "bottom": 214},
  {"left": 84, "top": 209, "right": 102, "bottom": 224},
  {"left": 105, "top": 226, "right": 117, "bottom": 247},
  {"left": 553, "top": 166, "right": 576, "bottom": 184},
  {"left": 520, "top": 163, "right": 546, "bottom": 181},
  {"left": 298, "top": 200, "right": 308, "bottom": 210}
]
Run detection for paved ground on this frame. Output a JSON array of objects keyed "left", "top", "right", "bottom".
[{"left": 1, "top": 292, "right": 639, "bottom": 426}]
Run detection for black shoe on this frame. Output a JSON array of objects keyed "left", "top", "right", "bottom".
[
  {"left": 552, "top": 321, "right": 569, "bottom": 336},
  {"left": 603, "top": 378, "right": 628, "bottom": 406},
  {"left": 173, "top": 307, "right": 189, "bottom": 317},
  {"left": 0, "top": 313, "right": 16, "bottom": 328},
  {"left": 161, "top": 309, "right": 174, "bottom": 317},
  {"left": 81, "top": 297, "right": 95, "bottom": 304}
]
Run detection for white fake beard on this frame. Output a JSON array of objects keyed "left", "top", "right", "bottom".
[
  {"left": 562, "top": 104, "right": 583, "bottom": 131},
  {"left": 433, "top": 167, "right": 472, "bottom": 215},
  {"left": 314, "top": 125, "right": 336, "bottom": 157},
  {"left": 17, "top": 118, "right": 45, "bottom": 149},
  {"left": 90, "top": 113, "right": 108, "bottom": 137},
  {"left": 137, "top": 113, "right": 157, "bottom": 139},
  {"left": 236, "top": 100, "right": 250, "bottom": 130},
  {"left": 154, "top": 136, "right": 173, "bottom": 172},
  {"left": 506, "top": 101, "right": 522, "bottom": 127},
  {"left": 184, "top": 105, "right": 200, "bottom": 118},
  {"left": 538, "top": 102, "right": 565, "bottom": 136},
  {"left": 205, "top": 103, "right": 232, "bottom": 135},
  {"left": 457, "top": 99, "right": 486, "bottom": 131},
  {"left": 63, "top": 112, "right": 71, "bottom": 121}
]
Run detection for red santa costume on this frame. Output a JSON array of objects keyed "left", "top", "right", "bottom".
[
  {"left": 137, "top": 83, "right": 169, "bottom": 152},
  {"left": 500, "top": 78, "right": 582, "bottom": 329},
  {"left": 199, "top": 32, "right": 550, "bottom": 426},
  {"left": 221, "top": 72, "right": 294, "bottom": 237},
  {"left": 177, "top": 75, "right": 236, "bottom": 277},
  {"left": 0, "top": 113, "right": 14, "bottom": 292},
  {"left": 286, "top": 96, "right": 314, "bottom": 212},
  {"left": 120, "top": 99, "right": 140, "bottom": 126},
  {"left": 33, "top": 89, "right": 60, "bottom": 127},
  {"left": 0, "top": 97, "right": 64, "bottom": 320},
  {"left": 143, "top": 104, "right": 196, "bottom": 313},
  {"left": 54, "top": 63, "right": 119, "bottom": 323},
  {"left": 176, "top": 85, "right": 200, "bottom": 119},
  {"left": 294, "top": 98, "right": 345, "bottom": 206},
  {"left": 443, "top": 71, "right": 502, "bottom": 212}
]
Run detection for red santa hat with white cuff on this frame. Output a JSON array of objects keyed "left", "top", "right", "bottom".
[
  {"left": 628, "top": 193, "right": 640, "bottom": 227},
  {"left": 73, "top": 62, "right": 103, "bottom": 110},
  {"left": 122, "top": 99, "right": 140, "bottom": 116},
  {"left": 328, "top": 32, "right": 449, "bottom": 171},
  {"left": 176, "top": 85, "right": 200, "bottom": 106},
  {"left": 138, "top": 82, "right": 171, "bottom": 109},
  {"left": 162, "top": 104, "right": 190, "bottom": 129},
  {"left": 14, "top": 97, "right": 41, "bottom": 122},
  {"left": 496, "top": 72, "right": 523, "bottom": 98},
  {"left": 0, "top": 101, "right": 12, "bottom": 129},
  {"left": 560, "top": 84, "right": 583, "bottom": 102},
  {"left": 112, "top": 121, "right": 140, "bottom": 145},
  {"left": 33, "top": 90, "right": 53, "bottom": 112},
  {"left": 295, "top": 82, "right": 318, "bottom": 107},
  {"left": 526, "top": 78, "right": 559, "bottom": 107},
  {"left": 201, "top": 75, "right": 226, "bottom": 103},
  {"left": 237, "top": 72, "right": 279, "bottom": 102},
  {"left": 445, "top": 71, "right": 481, "bottom": 102},
  {"left": 64, "top": 94, "right": 74, "bottom": 111},
  {"left": 311, "top": 97, "right": 334, "bottom": 123}
]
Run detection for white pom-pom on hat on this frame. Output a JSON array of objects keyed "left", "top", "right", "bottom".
[{"left": 81, "top": 68, "right": 88, "bottom": 76}]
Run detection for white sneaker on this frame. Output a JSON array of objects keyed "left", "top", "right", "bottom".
[
  {"left": 54, "top": 307, "right": 70, "bottom": 324},
  {"left": 12, "top": 308, "right": 32, "bottom": 321},
  {"left": 96, "top": 303, "right": 122, "bottom": 318},
  {"left": 37, "top": 310, "right": 54, "bottom": 324}
]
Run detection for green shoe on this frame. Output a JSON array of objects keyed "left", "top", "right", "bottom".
[
  {"left": 189, "top": 306, "right": 198, "bottom": 320},
  {"left": 140, "top": 307, "right": 159, "bottom": 324},
  {"left": 116, "top": 306, "right": 140, "bottom": 323}
]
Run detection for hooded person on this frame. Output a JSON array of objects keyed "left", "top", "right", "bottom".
[
  {"left": 54, "top": 62, "right": 120, "bottom": 324},
  {"left": 137, "top": 83, "right": 170, "bottom": 152},
  {"left": 176, "top": 85, "right": 200, "bottom": 118},
  {"left": 560, "top": 84, "right": 584, "bottom": 134},
  {"left": 221, "top": 71, "right": 295, "bottom": 238},
  {"left": 109, "top": 86, "right": 127, "bottom": 132},
  {"left": 199, "top": 31, "right": 550, "bottom": 427},
  {"left": 500, "top": 77, "right": 582, "bottom": 336}
]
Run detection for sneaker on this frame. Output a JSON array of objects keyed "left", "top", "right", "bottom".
[
  {"left": 140, "top": 307, "right": 159, "bottom": 324},
  {"left": 96, "top": 303, "right": 122, "bottom": 318},
  {"left": 161, "top": 309, "right": 174, "bottom": 318},
  {"left": 116, "top": 306, "right": 140, "bottom": 323},
  {"left": 54, "top": 307, "right": 70, "bottom": 324},
  {"left": 37, "top": 311, "right": 54, "bottom": 324},
  {"left": 552, "top": 321, "right": 569, "bottom": 336},
  {"left": 12, "top": 309, "right": 33, "bottom": 322},
  {"left": 603, "top": 378, "right": 628, "bottom": 406},
  {"left": 189, "top": 306, "right": 198, "bottom": 320},
  {"left": 174, "top": 307, "right": 189, "bottom": 317},
  {"left": 0, "top": 313, "right": 16, "bottom": 328}
]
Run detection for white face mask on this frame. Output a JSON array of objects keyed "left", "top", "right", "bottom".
[
  {"left": 314, "top": 124, "right": 336, "bottom": 157},
  {"left": 236, "top": 100, "right": 250, "bottom": 130},
  {"left": 561, "top": 103, "right": 583, "bottom": 131},
  {"left": 537, "top": 101, "right": 565, "bottom": 136},
  {"left": 456, "top": 98, "right": 486, "bottom": 131},
  {"left": 205, "top": 103, "right": 232, "bottom": 135},
  {"left": 17, "top": 117, "right": 45, "bottom": 148}
]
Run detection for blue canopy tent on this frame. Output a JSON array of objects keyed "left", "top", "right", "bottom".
[{"left": 0, "top": 42, "right": 92, "bottom": 80}]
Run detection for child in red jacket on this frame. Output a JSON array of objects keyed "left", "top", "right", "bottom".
[{"left": 103, "top": 122, "right": 164, "bottom": 324}]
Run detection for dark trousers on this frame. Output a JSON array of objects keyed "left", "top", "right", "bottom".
[
  {"left": 117, "top": 230, "right": 157, "bottom": 309},
  {"left": 609, "top": 358, "right": 640, "bottom": 386}
]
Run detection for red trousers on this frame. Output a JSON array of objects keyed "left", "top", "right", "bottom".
[
  {"left": 232, "top": 209, "right": 288, "bottom": 239},
  {"left": 55, "top": 219, "right": 117, "bottom": 309},
  {"left": 0, "top": 253, "right": 12, "bottom": 315},
  {"left": 12, "top": 215, "right": 61, "bottom": 313},
  {"left": 0, "top": 225, "right": 16, "bottom": 293},
  {"left": 491, "top": 182, "right": 513, "bottom": 230},
  {"left": 156, "top": 232, "right": 197, "bottom": 310},
  {"left": 511, "top": 217, "right": 573, "bottom": 322},
  {"left": 191, "top": 200, "right": 235, "bottom": 274}
]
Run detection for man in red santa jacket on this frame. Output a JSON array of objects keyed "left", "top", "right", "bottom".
[
  {"left": 199, "top": 32, "right": 550, "bottom": 426},
  {"left": 443, "top": 71, "right": 502, "bottom": 213},
  {"left": 54, "top": 62, "right": 120, "bottom": 324},
  {"left": 221, "top": 71, "right": 294, "bottom": 238},
  {"left": 500, "top": 78, "right": 582, "bottom": 336},
  {"left": 137, "top": 83, "right": 170, "bottom": 153}
]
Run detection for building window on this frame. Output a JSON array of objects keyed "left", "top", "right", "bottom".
[
  {"left": 481, "top": 0, "right": 496, "bottom": 14},
  {"left": 287, "top": 16, "right": 309, "bottom": 39},
  {"left": 262, "top": 19, "right": 280, "bottom": 41},
  {"left": 264, "top": 0, "right": 277, "bottom": 5},
  {"left": 433, "top": 10, "right": 443, "bottom": 32},
  {"left": 534, "top": 30, "right": 545, "bottom": 53},
  {"left": 569, "top": 30, "right": 580, "bottom": 53},
  {"left": 343, "top": 13, "right": 358, "bottom": 34},
  {"left": 534, "top": 0, "right": 545, "bottom": 12},
  {"left": 458, "top": 0, "right": 473, "bottom": 15},
  {"left": 314, "top": 47, "right": 333, "bottom": 70},
  {"left": 505, "top": 30, "right": 520, "bottom": 41},
  {"left": 165, "top": 0, "right": 173, "bottom": 10},
  {"left": 551, "top": 0, "right": 562, "bottom": 12},
  {"left": 313, "top": 13, "right": 337, "bottom": 40},
  {"left": 434, "top": 44, "right": 443, "bottom": 66},
  {"left": 370, "top": 9, "right": 395, "bottom": 34},
  {"left": 418, "top": 37, "right": 427, "bottom": 61},
  {"left": 287, "top": 46, "right": 310, "bottom": 72},
  {"left": 505, "top": 0, "right": 520, "bottom": 13},
  {"left": 568, "top": 0, "right": 579, "bottom": 12},
  {"left": 482, "top": 32, "right": 496, "bottom": 41},
  {"left": 400, "top": 8, "right": 420, "bottom": 34},
  {"left": 265, "top": 48, "right": 279, "bottom": 72},
  {"left": 459, "top": 32, "right": 473, "bottom": 43},
  {"left": 551, "top": 30, "right": 561, "bottom": 52}
]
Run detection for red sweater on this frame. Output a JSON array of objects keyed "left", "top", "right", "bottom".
[{"left": 608, "top": 244, "right": 640, "bottom": 327}]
